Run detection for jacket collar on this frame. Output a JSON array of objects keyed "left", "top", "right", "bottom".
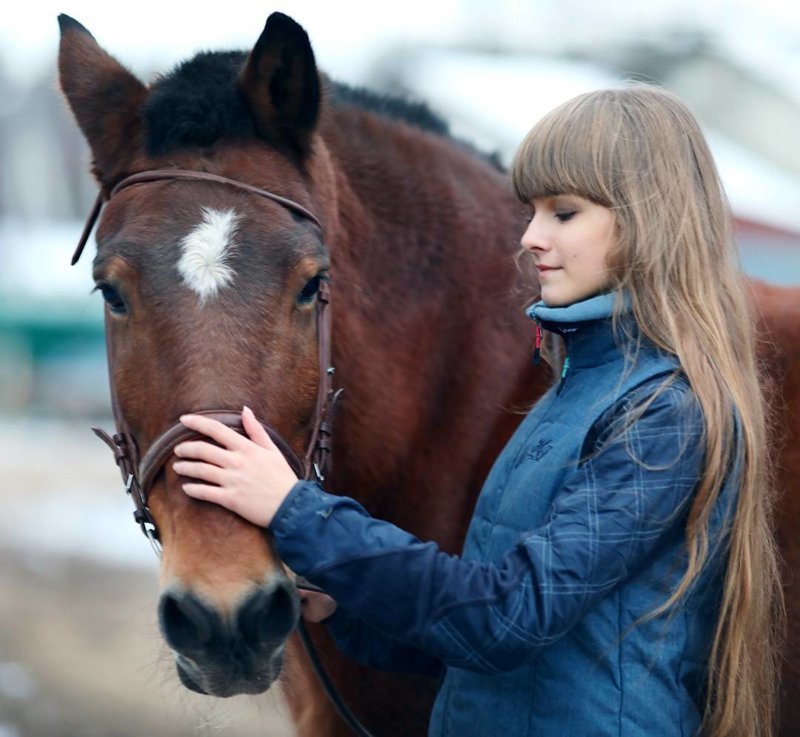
[
  {"left": 525, "top": 292, "right": 635, "bottom": 370},
  {"left": 525, "top": 292, "right": 620, "bottom": 327}
]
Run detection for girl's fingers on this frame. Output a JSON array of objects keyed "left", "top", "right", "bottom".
[
  {"left": 180, "top": 414, "right": 247, "bottom": 450},
  {"left": 173, "top": 439, "right": 230, "bottom": 466},
  {"left": 242, "top": 405, "right": 275, "bottom": 450},
  {"left": 173, "top": 460, "right": 223, "bottom": 485},
  {"left": 182, "top": 482, "right": 228, "bottom": 506}
]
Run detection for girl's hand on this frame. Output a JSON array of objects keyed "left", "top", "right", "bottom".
[
  {"left": 299, "top": 590, "right": 338, "bottom": 623},
  {"left": 173, "top": 406, "right": 298, "bottom": 528}
]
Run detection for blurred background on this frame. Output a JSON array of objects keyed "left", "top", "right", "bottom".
[{"left": 1, "top": 1, "right": 799, "bottom": 735}]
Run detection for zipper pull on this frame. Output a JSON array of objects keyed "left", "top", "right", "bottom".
[
  {"left": 532, "top": 322, "right": 542, "bottom": 366},
  {"left": 556, "top": 356, "right": 571, "bottom": 396}
]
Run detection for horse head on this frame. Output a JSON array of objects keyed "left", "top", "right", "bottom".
[{"left": 59, "top": 12, "right": 333, "bottom": 697}]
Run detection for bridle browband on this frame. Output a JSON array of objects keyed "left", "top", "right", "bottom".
[
  {"left": 73, "top": 169, "right": 374, "bottom": 737},
  {"left": 71, "top": 168, "right": 324, "bottom": 266}
]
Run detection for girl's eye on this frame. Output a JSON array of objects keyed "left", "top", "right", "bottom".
[
  {"left": 555, "top": 211, "right": 576, "bottom": 223},
  {"left": 296, "top": 275, "right": 324, "bottom": 307},
  {"left": 94, "top": 283, "right": 127, "bottom": 315}
]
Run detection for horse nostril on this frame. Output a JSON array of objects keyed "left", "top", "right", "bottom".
[
  {"left": 237, "top": 581, "right": 299, "bottom": 648},
  {"left": 158, "top": 590, "right": 217, "bottom": 652}
]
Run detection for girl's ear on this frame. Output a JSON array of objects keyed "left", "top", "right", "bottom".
[
  {"left": 58, "top": 14, "right": 147, "bottom": 189},
  {"left": 238, "top": 12, "right": 320, "bottom": 158}
]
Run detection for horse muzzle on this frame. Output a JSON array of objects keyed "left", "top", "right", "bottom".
[{"left": 158, "top": 578, "right": 300, "bottom": 697}]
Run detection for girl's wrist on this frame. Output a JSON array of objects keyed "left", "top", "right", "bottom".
[{"left": 267, "top": 479, "right": 308, "bottom": 530}]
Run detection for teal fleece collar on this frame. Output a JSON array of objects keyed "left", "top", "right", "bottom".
[
  {"left": 525, "top": 292, "right": 638, "bottom": 369},
  {"left": 525, "top": 292, "right": 623, "bottom": 326}
]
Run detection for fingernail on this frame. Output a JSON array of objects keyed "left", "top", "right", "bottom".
[{"left": 243, "top": 405, "right": 253, "bottom": 416}]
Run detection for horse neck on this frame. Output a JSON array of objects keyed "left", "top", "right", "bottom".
[{"left": 315, "top": 108, "right": 543, "bottom": 548}]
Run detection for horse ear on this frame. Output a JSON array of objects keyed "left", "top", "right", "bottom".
[
  {"left": 57, "top": 14, "right": 147, "bottom": 188},
  {"left": 238, "top": 12, "right": 320, "bottom": 157}
]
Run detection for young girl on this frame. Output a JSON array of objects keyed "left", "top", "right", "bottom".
[{"left": 173, "top": 84, "right": 781, "bottom": 737}]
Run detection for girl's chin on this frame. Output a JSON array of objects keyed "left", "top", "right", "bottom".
[
  {"left": 540, "top": 285, "right": 608, "bottom": 308},
  {"left": 540, "top": 290, "right": 576, "bottom": 308}
]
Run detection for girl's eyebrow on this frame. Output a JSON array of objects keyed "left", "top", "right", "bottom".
[
  {"left": 530, "top": 196, "right": 579, "bottom": 213},
  {"left": 551, "top": 193, "right": 582, "bottom": 204}
]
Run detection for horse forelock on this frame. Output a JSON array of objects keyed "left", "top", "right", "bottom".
[
  {"left": 142, "top": 49, "right": 471, "bottom": 159},
  {"left": 144, "top": 50, "right": 255, "bottom": 156}
]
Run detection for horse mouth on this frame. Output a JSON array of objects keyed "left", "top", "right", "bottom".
[
  {"left": 175, "top": 657, "right": 209, "bottom": 695},
  {"left": 174, "top": 650, "right": 285, "bottom": 697}
]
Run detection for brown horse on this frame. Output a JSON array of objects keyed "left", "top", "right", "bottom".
[
  {"left": 750, "top": 280, "right": 800, "bottom": 737},
  {"left": 57, "top": 11, "right": 800, "bottom": 737},
  {"left": 58, "top": 11, "right": 543, "bottom": 736}
]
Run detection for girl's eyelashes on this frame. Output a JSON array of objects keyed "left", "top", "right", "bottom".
[{"left": 524, "top": 200, "right": 577, "bottom": 223}]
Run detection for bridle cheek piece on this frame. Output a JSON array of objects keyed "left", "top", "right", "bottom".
[{"left": 74, "top": 169, "right": 339, "bottom": 554}]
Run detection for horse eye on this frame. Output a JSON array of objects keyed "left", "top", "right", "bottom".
[
  {"left": 95, "top": 283, "right": 128, "bottom": 315},
  {"left": 296, "top": 275, "right": 322, "bottom": 307}
]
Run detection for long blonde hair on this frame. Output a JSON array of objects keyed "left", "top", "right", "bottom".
[{"left": 511, "top": 84, "right": 782, "bottom": 737}]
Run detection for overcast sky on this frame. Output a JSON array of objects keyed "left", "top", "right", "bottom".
[{"left": 3, "top": 0, "right": 800, "bottom": 90}]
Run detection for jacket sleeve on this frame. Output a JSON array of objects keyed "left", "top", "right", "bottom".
[
  {"left": 323, "top": 608, "right": 444, "bottom": 677},
  {"left": 271, "top": 383, "right": 709, "bottom": 674}
]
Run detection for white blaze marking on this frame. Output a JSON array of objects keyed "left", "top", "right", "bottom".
[{"left": 177, "top": 208, "right": 240, "bottom": 303}]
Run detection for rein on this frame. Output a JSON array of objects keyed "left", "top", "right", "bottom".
[{"left": 74, "top": 169, "right": 374, "bottom": 737}]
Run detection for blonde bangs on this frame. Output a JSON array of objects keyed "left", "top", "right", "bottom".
[{"left": 511, "top": 90, "right": 625, "bottom": 208}]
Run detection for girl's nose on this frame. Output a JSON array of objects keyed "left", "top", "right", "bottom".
[{"left": 520, "top": 218, "right": 548, "bottom": 253}]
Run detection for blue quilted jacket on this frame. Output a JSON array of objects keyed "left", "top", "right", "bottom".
[{"left": 270, "top": 292, "right": 735, "bottom": 737}]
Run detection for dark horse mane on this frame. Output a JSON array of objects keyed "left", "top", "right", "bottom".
[{"left": 144, "top": 49, "right": 502, "bottom": 168}]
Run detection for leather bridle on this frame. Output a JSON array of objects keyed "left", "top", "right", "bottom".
[
  {"left": 74, "top": 168, "right": 339, "bottom": 553},
  {"left": 73, "top": 169, "right": 375, "bottom": 737}
]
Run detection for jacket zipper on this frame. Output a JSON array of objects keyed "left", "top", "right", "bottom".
[
  {"left": 532, "top": 318, "right": 570, "bottom": 392},
  {"left": 557, "top": 356, "right": 570, "bottom": 395}
]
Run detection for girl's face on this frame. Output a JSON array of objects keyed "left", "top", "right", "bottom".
[{"left": 521, "top": 194, "right": 617, "bottom": 307}]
